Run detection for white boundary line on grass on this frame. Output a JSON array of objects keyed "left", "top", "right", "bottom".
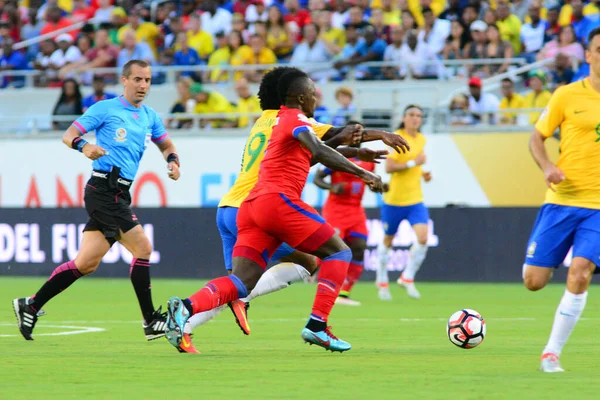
[{"left": 0, "top": 323, "right": 105, "bottom": 337}]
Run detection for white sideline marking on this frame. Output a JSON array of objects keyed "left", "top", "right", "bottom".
[{"left": 0, "top": 323, "right": 105, "bottom": 337}]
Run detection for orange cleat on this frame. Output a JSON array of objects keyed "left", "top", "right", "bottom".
[
  {"left": 176, "top": 333, "right": 200, "bottom": 354},
  {"left": 228, "top": 299, "right": 251, "bottom": 335}
]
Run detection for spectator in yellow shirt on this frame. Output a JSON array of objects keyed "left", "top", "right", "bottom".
[
  {"left": 407, "top": 0, "right": 446, "bottom": 27},
  {"left": 377, "top": 0, "right": 401, "bottom": 26},
  {"left": 231, "top": 33, "right": 277, "bottom": 82},
  {"left": 206, "top": 32, "right": 232, "bottom": 82},
  {"left": 496, "top": 1, "right": 523, "bottom": 54},
  {"left": 524, "top": 70, "right": 552, "bottom": 125},
  {"left": 315, "top": 10, "right": 346, "bottom": 55},
  {"left": 190, "top": 83, "right": 237, "bottom": 128},
  {"left": 499, "top": 78, "right": 526, "bottom": 125},
  {"left": 117, "top": 8, "right": 162, "bottom": 58},
  {"left": 185, "top": 13, "right": 215, "bottom": 60},
  {"left": 234, "top": 78, "right": 261, "bottom": 128}
]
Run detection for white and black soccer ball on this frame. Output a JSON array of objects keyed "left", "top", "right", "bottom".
[{"left": 446, "top": 309, "right": 486, "bottom": 349}]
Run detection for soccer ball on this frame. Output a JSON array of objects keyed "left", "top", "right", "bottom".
[{"left": 446, "top": 309, "right": 486, "bottom": 349}]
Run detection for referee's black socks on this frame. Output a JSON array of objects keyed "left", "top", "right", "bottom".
[{"left": 130, "top": 258, "right": 156, "bottom": 323}]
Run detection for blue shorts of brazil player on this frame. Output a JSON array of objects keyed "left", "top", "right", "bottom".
[
  {"left": 216, "top": 206, "right": 295, "bottom": 271},
  {"left": 380, "top": 202, "right": 430, "bottom": 236},
  {"left": 525, "top": 204, "right": 600, "bottom": 269}
]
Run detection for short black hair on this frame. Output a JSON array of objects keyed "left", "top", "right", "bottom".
[
  {"left": 422, "top": 7, "right": 433, "bottom": 15},
  {"left": 277, "top": 69, "right": 311, "bottom": 106},
  {"left": 258, "top": 66, "right": 299, "bottom": 110},
  {"left": 588, "top": 26, "right": 600, "bottom": 46},
  {"left": 501, "top": 77, "right": 514, "bottom": 84}
]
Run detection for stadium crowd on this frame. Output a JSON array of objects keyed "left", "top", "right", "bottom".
[{"left": 0, "top": 0, "right": 596, "bottom": 127}]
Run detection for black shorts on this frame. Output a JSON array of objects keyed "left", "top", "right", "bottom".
[{"left": 83, "top": 174, "right": 139, "bottom": 245}]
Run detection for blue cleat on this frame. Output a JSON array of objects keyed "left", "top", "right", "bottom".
[
  {"left": 165, "top": 297, "right": 190, "bottom": 348},
  {"left": 301, "top": 326, "right": 352, "bottom": 353}
]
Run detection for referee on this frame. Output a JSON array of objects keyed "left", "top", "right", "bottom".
[{"left": 13, "top": 60, "right": 180, "bottom": 341}]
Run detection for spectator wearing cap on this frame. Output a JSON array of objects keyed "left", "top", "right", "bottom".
[
  {"left": 314, "top": 88, "right": 331, "bottom": 124},
  {"left": 109, "top": 7, "right": 127, "bottom": 45},
  {"left": 524, "top": 70, "right": 552, "bottom": 125},
  {"left": 117, "top": 6, "right": 162, "bottom": 58},
  {"left": 117, "top": 29, "right": 155, "bottom": 69},
  {"left": 40, "top": 5, "right": 74, "bottom": 40},
  {"left": 234, "top": 78, "right": 261, "bottom": 128},
  {"left": 418, "top": 7, "right": 451, "bottom": 55},
  {"left": 50, "top": 33, "right": 83, "bottom": 71},
  {"left": 206, "top": 32, "right": 232, "bottom": 82},
  {"left": 315, "top": 9, "right": 346, "bottom": 54},
  {"left": 266, "top": 5, "right": 295, "bottom": 59},
  {"left": 499, "top": 78, "right": 525, "bottom": 125},
  {"left": 467, "top": 77, "right": 500, "bottom": 125},
  {"left": 82, "top": 75, "right": 117, "bottom": 112},
  {"left": 246, "top": 0, "right": 268, "bottom": 26},
  {"left": 284, "top": 0, "right": 311, "bottom": 42},
  {"left": 94, "top": 0, "right": 115, "bottom": 24},
  {"left": 334, "top": 25, "right": 387, "bottom": 79},
  {"left": 290, "top": 23, "right": 337, "bottom": 81},
  {"left": 495, "top": 1, "right": 523, "bottom": 54},
  {"left": 464, "top": 21, "right": 488, "bottom": 77},
  {"left": 0, "top": 39, "right": 27, "bottom": 88},
  {"left": 201, "top": 0, "right": 233, "bottom": 39},
  {"left": 520, "top": 2, "right": 549, "bottom": 63},
  {"left": 189, "top": 83, "right": 236, "bottom": 128}
]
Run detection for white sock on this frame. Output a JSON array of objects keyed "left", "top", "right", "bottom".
[
  {"left": 402, "top": 242, "right": 428, "bottom": 282},
  {"left": 377, "top": 243, "right": 391, "bottom": 284},
  {"left": 543, "top": 290, "right": 588, "bottom": 357},
  {"left": 244, "top": 263, "right": 310, "bottom": 302},
  {"left": 185, "top": 305, "right": 227, "bottom": 333}
]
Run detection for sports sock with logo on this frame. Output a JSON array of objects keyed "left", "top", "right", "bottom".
[
  {"left": 543, "top": 290, "right": 587, "bottom": 357},
  {"left": 29, "top": 260, "right": 83, "bottom": 311},
  {"left": 130, "top": 258, "right": 155, "bottom": 323}
]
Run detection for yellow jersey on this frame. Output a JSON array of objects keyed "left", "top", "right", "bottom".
[
  {"left": 499, "top": 93, "right": 526, "bottom": 124},
  {"left": 524, "top": 90, "right": 552, "bottom": 125},
  {"left": 118, "top": 22, "right": 160, "bottom": 57},
  {"left": 535, "top": 78, "right": 600, "bottom": 209},
  {"left": 383, "top": 130, "right": 427, "bottom": 206},
  {"left": 186, "top": 30, "right": 215, "bottom": 59},
  {"left": 219, "top": 110, "right": 333, "bottom": 208}
]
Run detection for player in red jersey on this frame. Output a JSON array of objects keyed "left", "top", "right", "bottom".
[
  {"left": 314, "top": 140, "right": 377, "bottom": 306},
  {"left": 164, "top": 69, "right": 384, "bottom": 353}
]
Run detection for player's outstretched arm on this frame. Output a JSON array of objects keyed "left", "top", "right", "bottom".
[
  {"left": 62, "top": 125, "right": 107, "bottom": 160},
  {"left": 529, "top": 129, "right": 564, "bottom": 191},
  {"left": 322, "top": 124, "right": 364, "bottom": 148},
  {"left": 361, "top": 129, "right": 410, "bottom": 154},
  {"left": 156, "top": 138, "right": 181, "bottom": 181},
  {"left": 297, "top": 130, "right": 383, "bottom": 192}
]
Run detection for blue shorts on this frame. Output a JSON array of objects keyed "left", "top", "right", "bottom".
[
  {"left": 525, "top": 204, "right": 600, "bottom": 268},
  {"left": 380, "top": 202, "right": 429, "bottom": 236},
  {"left": 216, "top": 206, "right": 295, "bottom": 271}
]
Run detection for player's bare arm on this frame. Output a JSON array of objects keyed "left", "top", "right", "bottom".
[
  {"left": 62, "top": 125, "right": 107, "bottom": 161},
  {"left": 297, "top": 129, "right": 384, "bottom": 192},
  {"left": 322, "top": 124, "right": 364, "bottom": 147},
  {"left": 361, "top": 129, "right": 410, "bottom": 154},
  {"left": 385, "top": 152, "right": 426, "bottom": 173},
  {"left": 156, "top": 137, "right": 181, "bottom": 181},
  {"left": 529, "top": 129, "right": 564, "bottom": 191}
]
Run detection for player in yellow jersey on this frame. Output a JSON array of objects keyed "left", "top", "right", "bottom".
[
  {"left": 523, "top": 27, "right": 600, "bottom": 373},
  {"left": 177, "top": 67, "right": 409, "bottom": 353},
  {"left": 376, "top": 105, "right": 432, "bottom": 301}
]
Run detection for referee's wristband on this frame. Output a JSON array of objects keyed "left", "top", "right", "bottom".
[
  {"left": 167, "top": 153, "right": 180, "bottom": 167},
  {"left": 72, "top": 137, "right": 88, "bottom": 153},
  {"left": 406, "top": 160, "right": 417, "bottom": 169}
]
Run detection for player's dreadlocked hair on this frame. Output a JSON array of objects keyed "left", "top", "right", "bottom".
[
  {"left": 258, "top": 67, "right": 301, "bottom": 110},
  {"left": 276, "top": 69, "right": 311, "bottom": 106}
]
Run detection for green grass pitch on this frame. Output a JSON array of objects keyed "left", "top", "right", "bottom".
[{"left": 1, "top": 277, "right": 599, "bottom": 399}]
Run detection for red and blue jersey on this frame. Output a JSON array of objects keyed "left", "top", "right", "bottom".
[
  {"left": 323, "top": 159, "right": 375, "bottom": 208},
  {"left": 247, "top": 106, "right": 316, "bottom": 201}
]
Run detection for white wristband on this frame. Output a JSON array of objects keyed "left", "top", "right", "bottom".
[{"left": 406, "top": 160, "right": 416, "bottom": 169}]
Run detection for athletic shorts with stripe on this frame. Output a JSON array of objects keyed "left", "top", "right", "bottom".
[
  {"left": 233, "top": 193, "right": 335, "bottom": 269},
  {"left": 322, "top": 205, "right": 369, "bottom": 241}
]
